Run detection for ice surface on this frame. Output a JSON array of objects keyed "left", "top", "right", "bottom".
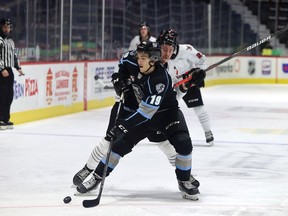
[{"left": 1, "top": 84, "right": 288, "bottom": 216}]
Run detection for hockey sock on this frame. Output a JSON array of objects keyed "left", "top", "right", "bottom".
[
  {"left": 86, "top": 137, "right": 110, "bottom": 170},
  {"left": 193, "top": 105, "right": 211, "bottom": 132}
]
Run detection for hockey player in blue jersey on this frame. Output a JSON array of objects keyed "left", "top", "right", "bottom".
[
  {"left": 77, "top": 41, "right": 199, "bottom": 200},
  {"left": 73, "top": 34, "right": 207, "bottom": 199}
]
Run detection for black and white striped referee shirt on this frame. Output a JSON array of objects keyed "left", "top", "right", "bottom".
[{"left": 0, "top": 36, "right": 21, "bottom": 71}]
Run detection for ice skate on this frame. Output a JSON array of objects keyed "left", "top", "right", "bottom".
[
  {"left": 76, "top": 172, "right": 102, "bottom": 194},
  {"left": 205, "top": 130, "right": 214, "bottom": 146},
  {"left": 190, "top": 175, "right": 200, "bottom": 188},
  {"left": 5, "top": 121, "right": 13, "bottom": 129},
  {"left": 0, "top": 121, "right": 7, "bottom": 130},
  {"left": 73, "top": 165, "right": 92, "bottom": 186},
  {"left": 178, "top": 180, "right": 199, "bottom": 201},
  {"left": 74, "top": 189, "right": 98, "bottom": 197}
]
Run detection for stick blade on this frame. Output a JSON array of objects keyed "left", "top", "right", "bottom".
[{"left": 82, "top": 198, "right": 100, "bottom": 208}]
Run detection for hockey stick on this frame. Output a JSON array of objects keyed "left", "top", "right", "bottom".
[
  {"left": 174, "top": 24, "right": 288, "bottom": 88},
  {"left": 82, "top": 94, "right": 124, "bottom": 208}
]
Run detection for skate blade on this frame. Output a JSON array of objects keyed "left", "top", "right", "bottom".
[
  {"left": 181, "top": 192, "right": 199, "bottom": 201},
  {"left": 74, "top": 190, "right": 97, "bottom": 196},
  {"left": 207, "top": 141, "right": 214, "bottom": 146}
]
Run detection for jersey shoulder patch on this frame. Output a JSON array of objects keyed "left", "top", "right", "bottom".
[
  {"left": 156, "top": 83, "right": 165, "bottom": 94},
  {"left": 123, "top": 51, "right": 129, "bottom": 58}
]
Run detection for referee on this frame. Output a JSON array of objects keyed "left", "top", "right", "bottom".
[{"left": 0, "top": 18, "right": 24, "bottom": 130}]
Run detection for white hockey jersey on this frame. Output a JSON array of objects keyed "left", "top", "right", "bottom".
[
  {"left": 166, "top": 44, "right": 207, "bottom": 98},
  {"left": 128, "top": 35, "right": 157, "bottom": 50},
  {"left": 167, "top": 44, "right": 206, "bottom": 81}
]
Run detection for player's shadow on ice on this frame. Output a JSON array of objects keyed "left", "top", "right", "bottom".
[{"left": 103, "top": 187, "right": 189, "bottom": 202}]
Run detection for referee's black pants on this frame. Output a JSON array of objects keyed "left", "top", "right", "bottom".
[{"left": 0, "top": 67, "right": 14, "bottom": 123}]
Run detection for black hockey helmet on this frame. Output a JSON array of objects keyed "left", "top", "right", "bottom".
[
  {"left": 137, "top": 41, "right": 161, "bottom": 62},
  {"left": 0, "top": 18, "right": 12, "bottom": 27},
  {"left": 157, "top": 29, "right": 178, "bottom": 48}
]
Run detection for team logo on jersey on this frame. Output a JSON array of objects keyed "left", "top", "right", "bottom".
[
  {"left": 132, "top": 84, "right": 144, "bottom": 103},
  {"left": 156, "top": 83, "right": 165, "bottom": 94}
]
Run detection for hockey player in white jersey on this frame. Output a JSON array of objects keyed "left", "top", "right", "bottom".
[
  {"left": 141, "top": 29, "right": 213, "bottom": 176},
  {"left": 128, "top": 21, "right": 157, "bottom": 50},
  {"left": 158, "top": 29, "right": 214, "bottom": 146}
]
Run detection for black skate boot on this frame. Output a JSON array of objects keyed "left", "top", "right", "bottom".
[
  {"left": 205, "top": 130, "right": 214, "bottom": 146},
  {"left": 73, "top": 165, "right": 92, "bottom": 186},
  {"left": 76, "top": 172, "right": 102, "bottom": 193},
  {"left": 0, "top": 121, "right": 7, "bottom": 130},
  {"left": 190, "top": 175, "right": 200, "bottom": 188},
  {"left": 178, "top": 180, "right": 199, "bottom": 201},
  {"left": 5, "top": 121, "right": 14, "bottom": 129}
]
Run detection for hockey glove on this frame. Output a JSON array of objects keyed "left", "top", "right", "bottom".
[
  {"left": 185, "top": 68, "right": 206, "bottom": 88},
  {"left": 111, "top": 73, "right": 132, "bottom": 96},
  {"left": 107, "top": 123, "right": 129, "bottom": 142}
]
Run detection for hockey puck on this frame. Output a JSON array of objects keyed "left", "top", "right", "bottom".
[{"left": 63, "top": 196, "right": 72, "bottom": 204}]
